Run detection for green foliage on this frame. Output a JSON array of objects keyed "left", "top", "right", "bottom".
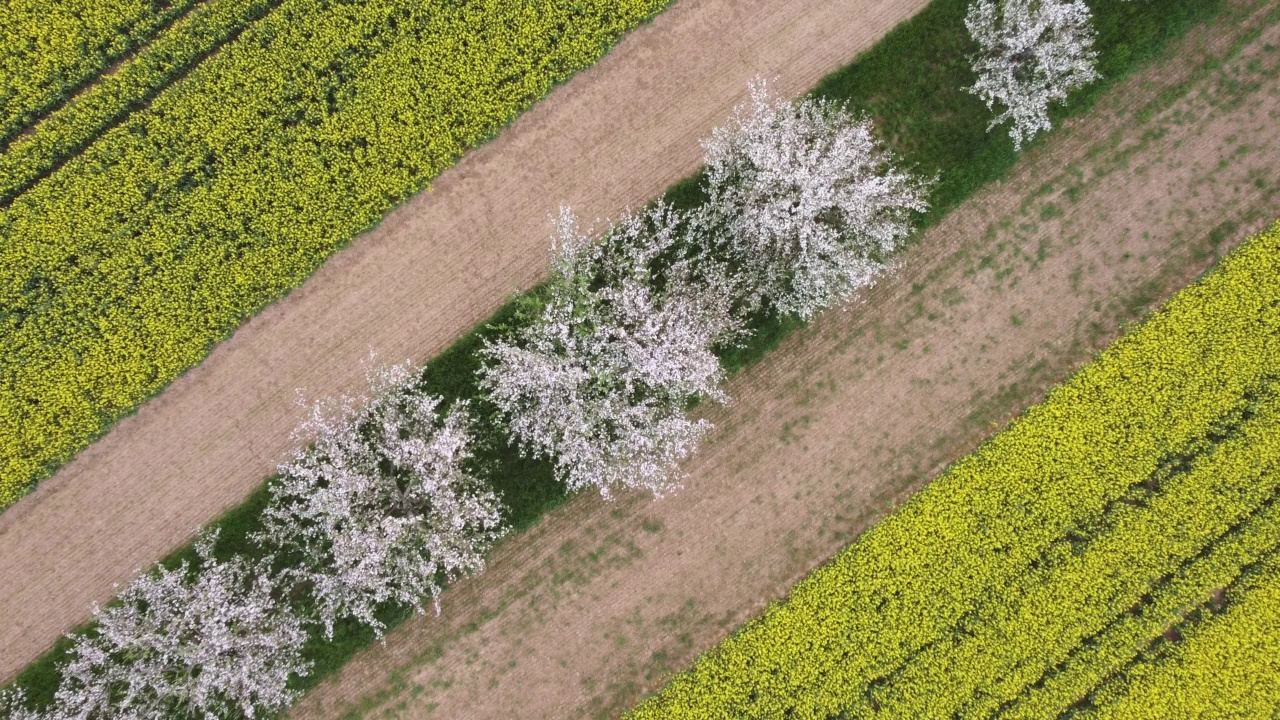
[
  {"left": 0, "top": 0, "right": 671, "bottom": 506},
  {"left": 0, "top": 0, "right": 201, "bottom": 146},
  {"left": 624, "top": 222, "right": 1280, "bottom": 719}
]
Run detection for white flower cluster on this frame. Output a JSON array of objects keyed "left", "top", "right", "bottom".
[
  {"left": 257, "top": 361, "right": 505, "bottom": 637},
  {"left": 965, "top": 0, "right": 1100, "bottom": 149},
  {"left": 2, "top": 78, "right": 933, "bottom": 719},
  {"left": 700, "top": 79, "right": 932, "bottom": 320},
  {"left": 33, "top": 533, "right": 307, "bottom": 720},
  {"left": 481, "top": 82, "right": 930, "bottom": 498},
  {"left": 0, "top": 690, "right": 45, "bottom": 720},
  {"left": 480, "top": 204, "right": 738, "bottom": 498},
  {"left": 7, "top": 364, "right": 504, "bottom": 719}
]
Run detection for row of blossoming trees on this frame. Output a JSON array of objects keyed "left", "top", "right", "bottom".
[{"left": 1, "top": 1, "right": 1104, "bottom": 716}]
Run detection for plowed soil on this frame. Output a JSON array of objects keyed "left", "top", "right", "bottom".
[
  {"left": 288, "top": 5, "right": 1280, "bottom": 718},
  {"left": 0, "top": 0, "right": 935, "bottom": 681}
]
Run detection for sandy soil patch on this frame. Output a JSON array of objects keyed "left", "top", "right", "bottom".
[
  {"left": 0, "top": 0, "right": 935, "bottom": 681},
  {"left": 287, "top": 5, "right": 1280, "bottom": 718}
]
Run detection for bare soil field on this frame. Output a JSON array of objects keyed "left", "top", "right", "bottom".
[
  {"left": 288, "top": 5, "right": 1280, "bottom": 718},
  {"left": 0, "top": 0, "right": 935, "bottom": 679}
]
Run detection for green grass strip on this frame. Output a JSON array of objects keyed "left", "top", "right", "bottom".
[
  {"left": 0, "top": 0, "right": 1228, "bottom": 710},
  {"left": 623, "top": 221, "right": 1280, "bottom": 719},
  {"left": 0, "top": 0, "right": 202, "bottom": 146},
  {"left": 0, "top": 0, "right": 283, "bottom": 205}
]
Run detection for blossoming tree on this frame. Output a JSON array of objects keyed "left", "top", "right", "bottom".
[
  {"left": 965, "top": 0, "right": 1100, "bottom": 149},
  {"left": 257, "top": 361, "right": 505, "bottom": 638},
  {"left": 44, "top": 532, "right": 307, "bottom": 720},
  {"left": 480, "top": 203, "right": 738, "bottom": 498},
  {"left": 699, "top": 79, "right": 931, "bottom": 320}
]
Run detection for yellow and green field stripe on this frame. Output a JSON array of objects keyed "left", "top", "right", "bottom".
[
  {"left": 1078, "top": 554, "right": 1280, "bottom": 719},
  {"left": 0, "top": 0, "right": 282, "bottom": 204},
  {"left": 1002, "top": 497, "right": 1280, "bottom": 719},
  {"left": 0, "top": 0, "right": 202, "bottom": 145}
]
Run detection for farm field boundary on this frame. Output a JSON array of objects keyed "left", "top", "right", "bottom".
[
  {"left": 286, "top": 3, "right": 1280, "bottom": 716},
  {"left": 0, "top": 0, "right": 1239, "bottom": 702},
  {"left": 624, "top": 221, "right": 1280, "bottom": 719},
  {"left": 0, "top": 0, "right": 672, "bottom": 505}
]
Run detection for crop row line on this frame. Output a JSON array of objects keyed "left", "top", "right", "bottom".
[
  {"left": 1073, "top": 552, "right": 1280, "bottom": 718},
  {"left": 0, "top": 0, "right": 285, "bottom": 207},
  {"left": 0, "top": 0, "right": 204, "bottom": 148}
]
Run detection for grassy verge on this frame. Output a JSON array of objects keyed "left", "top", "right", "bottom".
[{"left": 1, "top": 0, "right": 1227, "bottom": 710}]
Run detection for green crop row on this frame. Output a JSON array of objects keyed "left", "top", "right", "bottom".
[
  {"left": 0, "top": 0, "right": 671, "bottom": 506},
  {"left": 0, "top": 0, "right": 201, "bottom": 146},
  {"left": 1076, "top": 554, "right": 1280, "bottom": 719},
  {"left": 0, "top": 0, "right": 280, "bottom": 205},
  {"left": 623, "top": 220, "right": 1280, "bottom": 720}
]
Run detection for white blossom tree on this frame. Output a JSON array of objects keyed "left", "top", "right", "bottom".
[
  {"left": 256, "top": 361, "right": 505, "bottom": 638},
  {"left": 479, "top": 203, "right": 738, "bottom": 498},
  {"left": 46, "top": 532, "right": 308, "bottom": 720},
  {"left": 699, "top": 79, "right": 931, "bottom": 320},
  {"left": 965, "top": 0, "right": 1100, "bottom": 149}
]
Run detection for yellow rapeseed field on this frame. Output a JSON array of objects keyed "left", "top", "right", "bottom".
[
  {"left": 0, "top": 0, "right": 275, "bottom": 204},
  {"left": 1002, "top": 497, "right": 1280, "bottom": 719},
  {"left": 1078, "top": 555, "right": 1280, "bottom": 719},
  {"left": 0, "top": 0, "right": 670, "bottom": 506},
  {"left": 625, "top": 220, "right": 1280, "bottom": 719},
  {"left": 0, "top": 0, "right": 200, "bottom": 143}
]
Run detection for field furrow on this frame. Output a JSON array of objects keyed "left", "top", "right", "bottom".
[
  {"left": 0, "top": 0, "right": 203, "bottom": 146},
  {"left": 0, "top": 0, "right": 284, "bottom": 206},
  {"left": 847, "top": 388, "right": 1280, "bottom": 719},
  {"left": 997, "top": 499, "right": 1280, "bottom": 719},
  {"left": 1077, "top": 553, "right": 1280, "bottom": 718}
]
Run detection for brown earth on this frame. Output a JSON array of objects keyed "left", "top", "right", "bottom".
[
  {"left": 287, "top": 4, "right": 1280, "bottom": 718},
  {"left": 0, "top": 0, "right": 936, "bottom": 681}
]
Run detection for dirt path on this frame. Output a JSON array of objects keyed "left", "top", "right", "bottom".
[
  {"left": 287, "top": 5, "right": 1280, "bottom": 718},
  {"left": 0, "top": 0, "right": 935, "bottom": 682}
]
